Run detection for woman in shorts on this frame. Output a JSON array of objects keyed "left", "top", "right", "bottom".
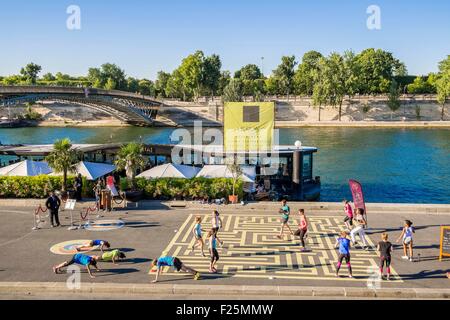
[
  {"left": 191, "top": 216, "right": 206, "bottom": 257},
  {"left": 277, "top": 199, "right": 294, "bottom": 239},
  {"left": 396, "top": 220, "right": 415, "bottom": 261}
]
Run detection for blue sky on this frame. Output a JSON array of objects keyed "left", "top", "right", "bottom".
[{"left": 0, "top": 0, "right": 449, "bottom": 79}]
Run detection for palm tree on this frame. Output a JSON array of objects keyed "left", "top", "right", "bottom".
[
  {"left": 45, "top": 138, "right": 80, "bottom": 191},
  {"left": 114, "top": 142, "right": 147, "bottom": 189}
]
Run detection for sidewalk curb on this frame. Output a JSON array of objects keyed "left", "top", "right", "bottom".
[
  {"left": 1, "top": 199, "right": 450, "bottom": 214},
  {"left": 0, "top": 282, "right": 449, "bottom": 299}
]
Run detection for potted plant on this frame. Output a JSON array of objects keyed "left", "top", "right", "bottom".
[
  {"left": 114, "top": 142, "right": 147, "bottom": 201},
  {"left": 227, "top": 163, "right": 242, "bottom": 204}
]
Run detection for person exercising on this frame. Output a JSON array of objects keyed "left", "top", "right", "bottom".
[
  {"left": 76, "top": 240, "right": 110, "bottom": 253},
  {"left": 151, "top": 256, "right": 200, "bottom": 283},
  {"left": 53, "top": 253, "right": 100, "bottom": 279}
]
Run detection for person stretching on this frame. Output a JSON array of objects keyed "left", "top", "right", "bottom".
[
  {"left": 207, "top": 230, "right": 220, "bottom": 273},
  {"left": 191, "top": 216, "right": 206, "bottom": 257},
  {"left": 277, "top": 199, "right": 294, "bottom": 239},
  {"left": 151, "top": 256, "right": 200, "bottom": 283},
  {"left": 377, "top": 233, "right": 393, "bottom": 280},
  {"left": 350, "top": 209, "right": 369, "bottom": 249},
  {"left": 76, "top": 240, "right": 110, "bottom": 253},
  {"left": 294, "top": 209, "right": 308, "bottom": 251},
  {"left": 53, "top": 253, "right": 100, "bottom": 279},
  {"left": 335, "top": 231, "right": 353, "bottom": 278}
]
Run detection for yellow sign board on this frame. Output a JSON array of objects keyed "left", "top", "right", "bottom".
[{"left": 223, "top": 102, "right": 275, "bottom": 152}]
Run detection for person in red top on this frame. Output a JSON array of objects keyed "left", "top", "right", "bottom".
[
  {"left": 294, "top": 209, "right": 308, "bottom": 251},
  {"left": 343, "top": 199, "right": 353, "bottom": 230}
]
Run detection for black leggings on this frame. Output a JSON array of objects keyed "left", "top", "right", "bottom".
[
  {"left": 380, "top": 256, "right": 391, "bottom": 268},
  {"left": 210, "top": 248, "right": 219, "bottom": 263},
  {"left": 294, "top": 229, "right": 307, "bottom": 247}
]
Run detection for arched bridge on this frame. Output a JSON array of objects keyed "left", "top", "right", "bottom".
[{"left": 0, "top": 86, "right": 163, "bottom": 126}]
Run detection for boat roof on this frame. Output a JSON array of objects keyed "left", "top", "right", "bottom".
[{"left": 0, "top": 143, "right": 318, "bottom": 157}]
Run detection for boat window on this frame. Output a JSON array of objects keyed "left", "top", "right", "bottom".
[{"left": 303, "top": 154, "right": 312, "bottom": 180}]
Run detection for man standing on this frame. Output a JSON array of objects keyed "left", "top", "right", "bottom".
[
  {"left": 74, "top": 173, "right": 83, "bottom": 201},
  {"left": 46, "top": 191, "right": 61, "bottom": 227}
]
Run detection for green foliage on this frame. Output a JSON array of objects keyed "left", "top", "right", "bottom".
[
  {"left": 87, "top": 63, "right": 127, "bottom": 90},
  {"left": 114, "top": 142, "right": 147, "bottom": 187},
  {"left": 45, "top": 138, "right": 80, "bottom": 191},
  {"left": 20, "top": 62, "right": 42, "bottom": 84},
  {"left": 407, "top": 76, "right": 436, "bottom": 94},
  {"left": 234, "top": 64, "right": 263, "bottom": 80},
  {"left": 387, "top": 79, "right": 401, "bottom": 118},
  {"left": 294, "top": 51, "right": 323, "bottom": 95},
  {"left": 272, "top": 55, "right": 297, "bottom": 96},
  {"left": 436, "top": 55, "right": 450, "bottom": 120},
  {"left": 222, "top": 79, "right": 243, "bottom": 102},
  {"left": 0, "top": 176, "right": 94, "bottom": 198},
  {"left": 135, "top": 177, "right": 243, "bottom": 200}
]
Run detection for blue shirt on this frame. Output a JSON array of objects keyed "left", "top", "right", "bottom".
[
  {"left": 338, "top": 238, "right": 351, "bottom": 255},
  {"left": 74, "top": 253, "right": 92, "bottom": 266},
  {"left": 157, "top": 256, "right": 174, "bottom": 268},
  {"left": 92, "top": 240, "right": 103, "bottom": 246},
  {"left": 281, "top": 205, "right": 290, "bottom": 219},
  {"left": 211, "top": 237, "right": 217, "bottom": 249},
  {"left": 194, "top": 223, "right": 202, "bottom": 237}
]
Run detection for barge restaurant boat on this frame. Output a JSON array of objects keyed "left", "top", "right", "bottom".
[{"left": 0, "top": 142, "right": 321, "bottom": 201}]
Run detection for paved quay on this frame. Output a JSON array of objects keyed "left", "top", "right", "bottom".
[{"left": 0, "top": 200, "right": 448, "bottom": 299}]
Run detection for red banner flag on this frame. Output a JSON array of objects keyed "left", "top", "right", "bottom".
[{"left": 349, "top": 179, "right": 366, "bottom": 215}]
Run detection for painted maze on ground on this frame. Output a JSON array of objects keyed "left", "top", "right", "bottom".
[{"left": 156, "top": 214, "right": 401, "bottom": 282}]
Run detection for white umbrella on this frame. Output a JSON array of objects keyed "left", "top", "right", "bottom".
[
  {"left": 137, "top": 163, "right": 201, "bottom": 179},
  {"left": 196, "top": 165, "right": 254, "bottom": 182},
  {"left": 74, "top": 161, "right": 116, "bottom": 180},
  {"left": 0, "top": 160, "right": 52, "bottom": 176}
]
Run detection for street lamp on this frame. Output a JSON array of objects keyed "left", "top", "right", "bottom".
[{"left": 294, "top": 140, "right": 302, "bottom": 149}]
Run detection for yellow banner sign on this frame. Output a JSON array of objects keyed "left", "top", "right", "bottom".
[{"left": 224, "top": 102, "right": 275, "bottom": 152}]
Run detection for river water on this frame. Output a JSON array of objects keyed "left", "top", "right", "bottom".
[{"left": 0, "top": 127, "right": 449, "bottom": 204}]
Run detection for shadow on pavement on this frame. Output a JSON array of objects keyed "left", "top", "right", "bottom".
[
  {"left": 399, "top": 269, "right": 450, "bottom": 280},
  {"left": 125, "top": 221, "right": 160, "bottom": 229}
]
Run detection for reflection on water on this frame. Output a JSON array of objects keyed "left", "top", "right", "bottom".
[{"left": 0, "top": 127, "right": 448, "bottom": 204}]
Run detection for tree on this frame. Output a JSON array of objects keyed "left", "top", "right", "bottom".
[
  {"left": 104, "top": 77, "right": 117, "bottom": 90},
  {"left": 273, "top": 55, "right": 297, "bottom": 99},
  {"left": 234, "top": 64, "right": 263, "bottom": 81},
  {"left": 114, "top": 142, "right": 147, "bottom": 189},
  {"left": 45, "top": 138, "right": 80, "bottom": 191},
  {"left": 165, "top": 69, "right": 184, "bottom": 99},
  {"left": 311, "top": 57, "right": 330, "bottom": 121},
  {"left": 202, "top": 54, "right": 222, "bottom": 96},
  {"left": 293, "top": 51, "right": 323, "bottom": 95},
  {"left": 155, "top": 71, "right": 171, "bottom": 98},
  {"left": 87, "top": 63, "right": 126, "bottom": 90},
  {"left": 222, "top": 79, "right": 243, "bottom": 102},
  {"left": 387, "top": 79, "right": 401, "bottom": 120},
  {"left": 436, "top": 55, "right": 450, "bottom": 120},
  {"left": 127, "top": 77, "right": 139, "bottom": 93},
  {"left": 178, "top": 50, "right": 204, "bottom": 100},
  {"left": 217, "top": 71, "right": 231, "bottom": 96},
  {"left": 42, "top": 73, "right": 56, "bottom": 81},
  {"left": 407, "top": 76, "right": 436, "bottom": 94},
  {"left": 226, "top": 162, "right": 243, "bottom": 201},
  {"left": 354, "top": 48, "right": 406, "bottom": 94},
  {"left": 138, "top": 79, "right": 155, "bottom": 96},
  {"left": 20, "top": 63, "right": 42, "bottom": 84}
]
